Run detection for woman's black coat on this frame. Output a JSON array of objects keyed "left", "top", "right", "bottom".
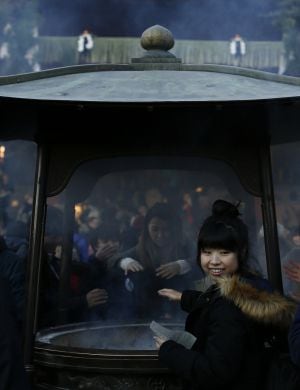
[{"left": 159, "top": 275, "right": 296, "bottom": 390}]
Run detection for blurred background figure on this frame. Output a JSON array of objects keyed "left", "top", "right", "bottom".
[
  {"left": 77, "top": 29, "right": 94, "bottom": 64},
  {"left": 257, "top": 222, "right": 292, "bottom": 278},
  {"left": 0, "top": 22, "right": 14, "bottom": 74},
  {"left": 0, "top": 234, "right": 26, "bottom": 327},
  {"left": 24, "top": 26, "right": 41, "bottom": 72},
  {"left": 113, "top": 202, "right": 198, "bottom": 320},
  {"left": 0, "top": 275, "right": 31, "bottom": 389},
  {"left": 39, "top": 206, "right": 109, "bottom": 326},
  {"left": 77, "top": 204, "right": 100, "bottom": 245},
  {"left": 283, "top": 229, "right": 300, "bottom": 300},
  {"left": 230, "top": 33, "right": 246, "bottom": 66},
  {"left": 0, "top": 166, "right": 13, "bottom": 234},
  {"left": 89, "top": 223, "right": 121, "bottom": 264},
  {"left": 4, "top": 220, "right": 29, "bottom": 262}
]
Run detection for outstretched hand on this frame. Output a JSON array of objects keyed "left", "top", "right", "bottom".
[
  {"left": 158, "top": 288, "right": 182, "bottom": 301},
  {"left": 86, "top": 288, "right": 108, "bottom": 308},
  {"left": 95, "top": 243, "right": 119, "bottom": 262},
  {"left": 156, "top": 262, "right": 180, "bottom": 279},
  {"left": 120, "top": 258, "right": 144, "bottom": 275}
]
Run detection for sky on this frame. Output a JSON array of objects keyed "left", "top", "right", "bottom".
[{"left": 38, "top": 0, "right": 281, "bottom": 41}]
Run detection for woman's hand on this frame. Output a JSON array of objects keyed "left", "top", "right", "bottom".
[
  {"left": 120, "top": 257, "right": 144, "bottom": 275},
  {"left": 153, "top": 335, "right": 168, "bottom": 349},
  {"left": 95, "top": 243, "right": 119, "bottom": 262},
  {"left": 158, "top": 288, "right": 182, "bottom": 301},
  {"left": 283, "top": 260, "right": 300, "bottom": 283},
  {"left": 86, "top": 288, "right": 108, "bottom": 308},
  {"left": 156, "top": 262, "right": 180, "bottom": 279}
]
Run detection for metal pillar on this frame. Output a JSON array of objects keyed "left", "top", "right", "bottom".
[
  {"left": 23, "top": 144, "right": 48, "bottom": 379},
  {"left": 259, "top": 143, "right": 283, "bottom": 292},
  {"left": 58, "top": 194, "right": 75, "bottom": 324}
]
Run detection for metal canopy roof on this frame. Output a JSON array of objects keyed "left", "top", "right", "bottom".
[
  {"left": 0, "top": 23, "right": 300, "bottom": 146},
  {"left": 0, "top": 66, "right": 300, "bottom": 102}
]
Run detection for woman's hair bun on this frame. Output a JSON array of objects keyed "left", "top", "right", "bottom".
[{"left": 212, "top": 199, "right": 240, "bottom": 218}]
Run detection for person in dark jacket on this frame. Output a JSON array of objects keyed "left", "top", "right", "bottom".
[
  {"left": 0, "top": 235, "right": 26, "bottom": 325},
  {"left": 112, "top": 202, "right": 198, "bottom": 319},
  {"left": 155, "top": 199, "right": 296, "bottom": 390},
  {"left": 39, "top": 206, "right": 108, "bottom": 327},
  {"left": 4, "top": 220, "right": 29, "bottom": 261},
  {"left": 0, "top": 275, "right": 31, "bottom": 389}
]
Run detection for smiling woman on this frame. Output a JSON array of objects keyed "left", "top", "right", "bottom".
[
  {"left": 156, "top": 199, "right": 296, "bottom": 390},
  {"left": 197, "top": 199, "right": 249, "bottom": 277},
  {"left": 200, "top": 248, "right": 239, "bottom": 278}
]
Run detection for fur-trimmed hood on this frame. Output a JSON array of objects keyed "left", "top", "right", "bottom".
[{"left": 216, "top": 275, "right": 297, "bottom": 329}]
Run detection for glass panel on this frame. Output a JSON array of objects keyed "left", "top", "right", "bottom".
[
  {"left": 38, "top": 157, "right": 265, "bottom": 350},
  {"left": 271, "top": 142, "right": 300, "bottom": 298}
]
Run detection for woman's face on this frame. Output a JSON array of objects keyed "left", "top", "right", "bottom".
[
  {"left": 148, "top": 217, "right": 170, "bottom": 247},
  {"left": 200, "top": 248, "right": 239, "bottom": 279}
]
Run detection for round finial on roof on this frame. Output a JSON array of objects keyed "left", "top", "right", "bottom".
[{"left": 141, "top": 25, "right": 174, "bottom": 51}]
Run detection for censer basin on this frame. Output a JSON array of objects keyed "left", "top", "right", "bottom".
[
  {"left": 34, "top": 322, "right": 183, "bottom": 390},
  {"left": 36, "top": 322, "right": 178, "bottom": 350}
]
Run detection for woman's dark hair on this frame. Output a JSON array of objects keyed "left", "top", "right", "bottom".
[
  {"left": 197, "top": 199, "right": 249, "bottom": 274},
  {"left": 144, "top": 202, "right": 178, "bottom": 229},
  {"left": 137, "top": 202, "right": 182, "bottom": 268},
  {"left": 141, "top": 202, "right": 182, "bottom": 242}
]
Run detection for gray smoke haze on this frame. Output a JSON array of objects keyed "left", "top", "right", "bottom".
[
  {"left": 1, "top": 141, "right": 36, "bottom": 196},
  {"left": 39, "top": 0, "right": 280, "bottom": 41}
]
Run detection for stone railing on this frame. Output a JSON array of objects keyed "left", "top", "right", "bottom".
[{"left": 38, "top": 36, "right": 285, "bottom": 72}]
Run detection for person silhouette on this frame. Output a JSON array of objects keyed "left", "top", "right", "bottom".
[
  {"left": 230, "top": 34, "right": 246, "bottom": 66},
  {"left": 77, "top": 29, "right": 94, "bottom": 64}
]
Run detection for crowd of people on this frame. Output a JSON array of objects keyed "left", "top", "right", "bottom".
[{"left": 39, "top": 200, "right": 201, "bottom": 326}]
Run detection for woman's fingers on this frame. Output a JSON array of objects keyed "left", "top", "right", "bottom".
[
  {"left": 158, "top": 288, "right": 182, "bottom": 301},
  {"left": 156, "top": 263, "right": 180, "bottom": 279},
  {"left": 128, "top": 261, "right": 144, "bottom": 273},
  {"left": 86, "top": 289, "right": 108, "bottom": 307}
]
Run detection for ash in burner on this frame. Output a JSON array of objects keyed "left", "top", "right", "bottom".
[{"left": 36, "top": 322, "right": 184, "bottom": 350}]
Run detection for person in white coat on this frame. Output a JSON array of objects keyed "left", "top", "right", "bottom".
[
  {"left": 230, "top": 34, "right": 246, "bottom": 67},
  {"left": 77, "top": 29, "right": 94, "bottom": 64}
]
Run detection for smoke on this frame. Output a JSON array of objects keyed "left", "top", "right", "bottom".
[
  {"left": 0, "top": 141, "right": 36, "bottom": 201},
  {"left": 39, "top": 0, "right": 281, "bottom": 41}
]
